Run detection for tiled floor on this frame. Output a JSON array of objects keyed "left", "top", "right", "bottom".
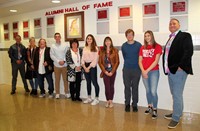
[{"left": 0, "top": 84, "right": 199, "bottom": 131}]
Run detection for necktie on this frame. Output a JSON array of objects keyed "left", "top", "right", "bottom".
[
  {"left": 169, "top": 33, "right": 175, "bottom": 38},
  {"left": 165, "top": 33, "right": 175, "bottom": 73},
  {"left": 17, "top": 44, "right": 22, "bottom": 59}
]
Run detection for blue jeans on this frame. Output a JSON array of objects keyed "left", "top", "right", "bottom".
[
  {"left": 84, "top": 67, "right": 100, "bottom": 97},
  {"left": 37, "top": 73, "right": 54, "bottom": 94},
  {"left": 29, "top": 78, "right": 38, "bottom": 90},
  {"left": 142, "top": 70, "right": 159, "bottom": 108},
  {"left": 168, "top": 70, "right": 188, "bottom": 122}
]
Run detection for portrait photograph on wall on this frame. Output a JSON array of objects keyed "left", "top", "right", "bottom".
[{"left": 64, "top": 11, "right": 85, "bottom": 41}]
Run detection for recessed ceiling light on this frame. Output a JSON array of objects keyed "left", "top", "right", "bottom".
[
  {"left": 52, "top": 0, "right": 61, "bottom": 3},
  {"left": 10, "top": 10, "right": 17, "bottom": 12}
]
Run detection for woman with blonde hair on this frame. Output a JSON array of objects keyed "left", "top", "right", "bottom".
[
  {"left": 25, "top": 37, "right": 38, "bottom": 95},
  {"left": 139, "top": 30, "right": 162, "bottom": 119}
]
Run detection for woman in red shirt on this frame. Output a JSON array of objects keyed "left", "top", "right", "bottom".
[{"left": 139, "top": 30, "right": 162, "bottom": 119}]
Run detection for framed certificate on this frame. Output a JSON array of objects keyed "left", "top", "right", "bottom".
[
  {"left": 143, "top": 2, "right": 159, "bottom": 17},
  {"left": 13, "top": 22, "right": 18, "bottom": 30},
  {"left": 4, "top": 33, "right": 9, "bottom": 40},
  {"left": 118, "top": 5, "right": 132, "bottom": 19},
  {"left": 3, "top": 23, "right": 9, "bottom": 31},
  {"left": 47, "top": 17, "right": 54, "bottom": 26},
  {"left": 34, "top": 18, "right": 41, "bottom": 27},
  {"left": 170, "top": 0, "right": 188, "bottom": 15},
  {"left": 13, "top": 32, "right": 18, "bottom": 39},
  {"left": 23, "top": 21, "right": 29, "bottom": 29},
  {"left": 97, "top": 9, "right": 109, "bottom": 21},
  {"left": 23, "top": 31, "right": 29, "bottom": 39}
]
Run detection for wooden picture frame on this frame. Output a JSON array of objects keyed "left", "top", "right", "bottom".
[{"left": 64, "top": 11, "right": 84, "bottom": 41}]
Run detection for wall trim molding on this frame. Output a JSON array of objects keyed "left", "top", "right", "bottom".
[{"left": 1, "top": 45, "right": 200, "bottom": 51}]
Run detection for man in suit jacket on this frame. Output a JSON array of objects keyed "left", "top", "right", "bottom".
[
  {"left": 8, "top": 35, "right": 30, "bottom": 94},
  {"left": 33, "top": 38, "right": 54, "bottom": 98},
  {"left": 162, "top": 18, "right": 193, "bottom": 129}
]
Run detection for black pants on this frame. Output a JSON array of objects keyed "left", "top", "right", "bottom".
[
  {"left": 37, "top": 73, "right": 54, "bottom": 94},
  {"left": 123, "top": 68, "right": 141, "bottom": 106},
  {"left": 70, "top": 72, "right": 82, "bottom": 99},
  {"left": 84, "top": 67, "right": 100, "bottom": 97},
  {"left": 11, "top": 62, "right": 28, "bottom": 91}
]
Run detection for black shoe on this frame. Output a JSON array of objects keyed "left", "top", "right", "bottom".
[
  {"left": 76, "top": 97, "right": 82, "bottom": 101},
  {"left": 133, "top": 106, "right": 138, "bottom": 112},
  {"left": 168, "top": 120, "right": 179, "bottom": 129},
  {"left": 125, "top": 105, "right": 130, "bottom": 112},
  {"left": 145, "top": 106, "right": 152, "bottom": 115},
  {"left": 10, "top": 90, "right": 16, "bottom": 95},
  {"left": 71, "top": 97, "right": 76, "bottom": 101},
  {"left": 152, "top": 109, "right": 157, "bottom": 119},
  {"left": 33, "top": 89, "right": 38, "bottom": 96},
  {"left": 25, "top": 88, "right": 30, "bottom": 93},
  {"left": 164, "top": 113, "right": 172, "bottom": 120},
  {"left": 30, "top": 90, "right": 34, "bottom": 95}
]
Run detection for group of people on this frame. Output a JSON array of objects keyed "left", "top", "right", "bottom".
[{"left": 8, "top": 18, "right": 193, "bottom": 129}]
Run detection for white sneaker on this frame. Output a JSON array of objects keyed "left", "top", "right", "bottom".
[
  {"left": 55, "top": 94, "right": 60, "bottom": 99},
  {"left": 48, "top": 94, "right": 54, "bottom": 98},
  {"left": 83, "top": 98, "right": 92, "bottom": 104},
  {"left": 39, "top": 94, "right": 45, "bottom": 98},
  {"left": 65, "top": 93, "right": 71, "bottom": 99},
  {"left": 91, "top": 99, "right": 99, "bottom": 105}
]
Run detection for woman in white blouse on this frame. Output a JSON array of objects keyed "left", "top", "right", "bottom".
[{"left": 66, "top": 39, "right": 83, "bottom": 101}]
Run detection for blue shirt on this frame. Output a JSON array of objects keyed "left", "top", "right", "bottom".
[{"left": 122, "top": 41, "right": 142, "bottom": 69}]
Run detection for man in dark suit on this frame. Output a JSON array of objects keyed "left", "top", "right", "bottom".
[
  {"left": 163, "top": 18, "right": 193, "bottom": 129},
  {"left": 8, "top": 35, "right": 30, "bottom": 94}
]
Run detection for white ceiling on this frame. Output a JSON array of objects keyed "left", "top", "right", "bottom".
[{"left": 0, "top": 0, "right": 92, "bottom": 18}]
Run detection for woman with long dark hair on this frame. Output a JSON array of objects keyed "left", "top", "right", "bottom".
[
  {"left": 81, "top": 34, "right": 100, "bottom": 105},
  {"left": 98, "top": 36, "right": 119, "bottom": 108}
]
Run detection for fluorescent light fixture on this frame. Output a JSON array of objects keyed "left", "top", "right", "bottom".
[
  {"left": 52, "top": 0, "right": 61, "bottom": 3},
  {"left": 10, "top": 9, "right": 17, "bottom": 12}
]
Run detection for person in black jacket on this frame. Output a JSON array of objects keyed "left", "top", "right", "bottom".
[
  {"left": 163, "top": 18, "right": 193, "bottom": 129},
  {"left": 33, "top": 38, "right": 54, "bottom": 98},
  {"left": 25, "top": 37, "right": 38, "bottom": 95},
  {"left": 66, "top": 39, "right": 84, "bottom": 101},
  {"left": 8, "top": 35, "right": 30, "bottom": 95}
]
